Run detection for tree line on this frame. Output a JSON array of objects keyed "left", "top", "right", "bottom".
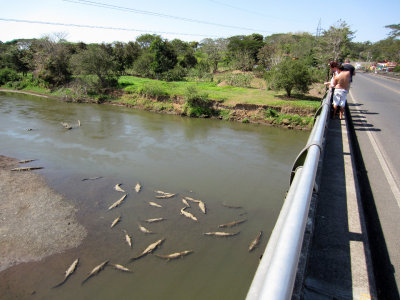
[{"left": 0, "top": 21, "right": 398, "bottom": 97}]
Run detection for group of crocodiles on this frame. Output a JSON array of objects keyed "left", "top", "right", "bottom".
[
  {"left": 13, "top": 156, "right": 263, "bottom": 289},
  {"left": 50, "top": 180, "right": 263, "bottom": 288}
]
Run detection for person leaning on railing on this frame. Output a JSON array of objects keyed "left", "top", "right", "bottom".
[
  {"left": 332, "top": 64, "right": 351, "bottom": 120},
  {"left": 342, "top": 58, "right": 355, "bottom": 88},
  {"left": 324, "top": 61, "right": 339, "bottom": 116}
]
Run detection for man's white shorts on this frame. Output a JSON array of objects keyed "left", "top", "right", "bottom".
[{"left": 333, "top": 89, "right": 347, "bottom": 107}]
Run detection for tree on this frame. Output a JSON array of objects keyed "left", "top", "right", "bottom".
[
  {"left": 261, "top": 33, "right": 304, "bottom": 67},
  {"left": 289, "top": 33, "right": 315, "bottom": 60},
  {"left": 0, "top": 40, "right": 33, "bottom": 75},
  {"left": 136, "top": 34, "right": 161, "bottom": 50},
  {"left": 230, "top": 49, "right": 255, "bottom": 71},
  {"left": 347, "top": 41, "right": 372, "bottom": 61},
  {"left": 132, "top": 52, "right": 154, "bottom": 78},
  {"left": 320, "top": 20, "right": 355, "bottom": 62},
  {"left": 31, "top": 36, "right": 72, "bottom": 86},
  {"left": 124, "top": 41, "right": 141, "bottom": 71},
  {"left": 111, "top": 41, "right": 126, "bottom": 75},
  {"left": 370, "top": 38, "right": 400, "bottom": 62},
  {"left": 110, "top": 41, "right": 141, "bottom": 75},
  {"left": 257, "top": 44, "right": 276, "bottom": 70},
  {"left": 266, "top": 58, "right": 312, "bottom": 97},
  {"left": 179, "top": 51, "right": 197, "bottom": 69},
  {"left": 170, "top": 39, "right": 190, "bottom": 56},
  {"left": 385, "top": 24, "right": 400, "bottom": 39},
  {"left": 199, "top": 38, "right": 228, "bottom": 73},
  {"left": 227, "top": 34, "right": 264, "bottom": 70},
  {"left": 264, "top": 33, "right": 297, "bottom": 55},
  {"left": 149, "top": 38, "right": 177, "bottom": 78},
  {"left": 71, "top": 44, "right": 118, "bottom": 89}
]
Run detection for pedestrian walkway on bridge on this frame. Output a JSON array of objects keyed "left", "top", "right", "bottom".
[{"left": 301, "top": 114, "right": 377, "bottom": 299}]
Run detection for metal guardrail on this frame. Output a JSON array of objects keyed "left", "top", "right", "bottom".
[{"left": 246, "top": 91, "right": 331, "bottom": 300}]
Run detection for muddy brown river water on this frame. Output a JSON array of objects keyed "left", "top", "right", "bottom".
[{"left": 0, "top": 92, "right": 309, "bottom": 299}]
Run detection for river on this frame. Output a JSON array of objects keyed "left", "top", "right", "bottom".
[{"left": 0, "top": 92, "right": 309, "bottom": 299}]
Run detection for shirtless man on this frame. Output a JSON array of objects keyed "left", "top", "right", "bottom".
[{"left": 332, "top": 65, "right": 351, "bottom": 119}]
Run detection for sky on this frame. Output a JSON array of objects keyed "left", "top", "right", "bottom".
[{"left": 0, "top": 0, "right": 399, "bottom": 44}]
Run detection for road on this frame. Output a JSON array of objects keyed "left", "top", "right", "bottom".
[{"left": 348, "top": 72, "right": 400, "bottom": 299}]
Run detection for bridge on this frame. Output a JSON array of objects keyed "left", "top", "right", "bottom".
[{"left": 246, "top": 72, "right": 400, "bottom": 300}]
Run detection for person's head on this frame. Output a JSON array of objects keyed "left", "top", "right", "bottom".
[
  {"left": 344, "top": 58, "right": 350, "bottom": 63},
  {"left": 329, "top": 61, "right": 339, "bottom": 71}
]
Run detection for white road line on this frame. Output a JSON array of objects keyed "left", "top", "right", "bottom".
[{"left": 349, "top": 91, "right": 400, "bottom": 209}]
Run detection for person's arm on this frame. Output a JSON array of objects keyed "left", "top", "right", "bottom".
[{"left": 332, "top": 73, "right": 338, "bottom": 86}]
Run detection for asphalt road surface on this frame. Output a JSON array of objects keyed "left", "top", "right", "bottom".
[{"left": 348, "top": 72, "right": 400, "bottom": 299}]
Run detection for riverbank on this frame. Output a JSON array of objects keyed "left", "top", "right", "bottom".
[
  {"left": 0, "top": 155, "right": 87, "bottom": 272},
  {"left": 1, "top": 87, "right": 321, "bottom": 130}
]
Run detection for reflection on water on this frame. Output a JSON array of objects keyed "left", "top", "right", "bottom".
[{"left": 0, "top": 92, "right": 309, "bottom": 299}]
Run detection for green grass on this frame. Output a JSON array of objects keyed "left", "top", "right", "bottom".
[
  {"left": 1, "top": 73, "right": 321, "bottom": 114},
  {"left": 118, "top": 76, "right": 321, "bottom": 110}
]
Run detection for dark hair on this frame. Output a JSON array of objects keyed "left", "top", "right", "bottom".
[
  {"left": 338, "top": 63, "right": 345, "bottom": 71},
  {"left": 329, "top": 61, "right": 339, "bottom": 68}
]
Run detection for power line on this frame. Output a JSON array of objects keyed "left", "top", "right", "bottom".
[
  {"left": 62, "top": 0, "right": 273, "bottom": 33},
  {"left": 0, "top": 18, "right": 221, "bottom": 39}
]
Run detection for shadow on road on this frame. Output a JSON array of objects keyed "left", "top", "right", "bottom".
[{"left": 347, "top": 104, "right": 381, "bottom": 132}]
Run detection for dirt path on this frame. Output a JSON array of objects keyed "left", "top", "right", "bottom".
[
  {"left": 0, "top": 88, "right": 51, "bottom": 98},
  {"left": 0, "top": 155, "right": 87, "bottom": 272}
]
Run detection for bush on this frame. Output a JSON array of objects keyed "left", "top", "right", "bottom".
[
  {"left": 63, "top": 77, "right": 98, "bottom": 100},
  {"left": 187, "top": 61, "right": 213, "bottom": 82},
  {"left": 160, "top": 65, "right": 187, "bottom": 81},
  {"left": 137, "top": 82, "right": 169, "bottom": 99},
  {"left": 265, "top": 58, "right": 312, "bottom": 97},
  {"left": 132, "top": 53, "right": 155, "bottom": 78},
  {"left": 264, "top": 108, "right": 278, "bottom": 118},
  {"left": 262, "top": 108, "right": 312, "bottom": 128},
  {"left": 0, "top": 68, "right": 20, "bottom": 85},
  {"left": 179, "top": 52, "right": 197, "bottom": 69},
  {"left": 224, "top": 73, "right": 253, "bottom": 87},
  {"left": 2, "top": 73, "right": 47, "bottom": 90},
  {"left": 183, "top": 86, "right": 216, "bottom": 117},
  {"left": 253, "top": 65, "right": 267, "bottom": 78},
  {"left": 218, "top": 109, "right": 232, "bottom": 120}
]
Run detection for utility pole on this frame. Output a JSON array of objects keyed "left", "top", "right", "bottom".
[{"left": 316, "top": 18, "right": 322, "bottom": 38}]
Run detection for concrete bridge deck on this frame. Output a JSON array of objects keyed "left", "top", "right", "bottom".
[
  {"left": 301, "top": 113, "right": 376, "bottom": 300},
  {"left": 299, "top": 75, "right": 400, "bottom": 300}
]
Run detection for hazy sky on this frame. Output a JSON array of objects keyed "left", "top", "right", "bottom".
[{"left": 0, "top": 0, "right": 399, "bottom": 44}]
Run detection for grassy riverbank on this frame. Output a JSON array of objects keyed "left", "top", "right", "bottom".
[{"left": 1, "top": 73, "right": 324, "bottom": 129}]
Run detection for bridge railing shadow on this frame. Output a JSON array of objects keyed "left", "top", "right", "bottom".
[{"left": 348, "top": 103, "right": 381, "bottom": 132}]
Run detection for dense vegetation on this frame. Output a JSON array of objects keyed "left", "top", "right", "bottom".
[{"left": 0, "top": 21, "right": 398, "bottom": 127}]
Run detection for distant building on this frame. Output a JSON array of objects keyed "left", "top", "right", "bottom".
[{"left": 376, "top": 61, "right": 397, "bottom": 72}]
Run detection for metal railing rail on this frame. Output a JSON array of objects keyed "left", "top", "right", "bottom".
[{"left": 246, "top": 91, "right": 331, "bottom": 300}]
